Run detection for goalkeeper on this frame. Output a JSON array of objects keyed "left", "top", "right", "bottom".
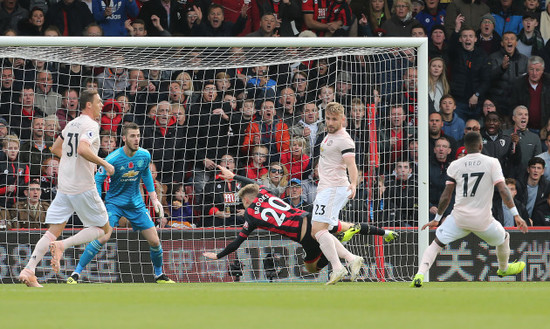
[
  {"left": 204, "top": 165, "right": 398, "bottom": 275},
  {"left": 67, "top": 122, "right": 174, "bottom": 284}
]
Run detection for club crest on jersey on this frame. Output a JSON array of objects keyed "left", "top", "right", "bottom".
[
  {"left": 327, "top": 140, "right": 333, "bottom": 146},
  {"left": 137, "top": 160, "right": 144, "bottom": 167},
  {"left": 128, "top": 162, "right": 134, "bottom": 169}
]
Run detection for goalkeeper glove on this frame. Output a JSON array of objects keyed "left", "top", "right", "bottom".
[{"left": 152, "top": 199, "right": 164, "bottom": 218}]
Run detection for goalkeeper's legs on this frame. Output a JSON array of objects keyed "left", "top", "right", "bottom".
[
  {"left": 70, "top": 227, "right": 113, "bottom": 282},
  {"left": 142, "top": 227, "right": 165, "bottom": 278}
]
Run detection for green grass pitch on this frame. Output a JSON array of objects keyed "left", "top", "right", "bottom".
[{"left": 2, "top": 282, "right": 549, "bottom": 329}]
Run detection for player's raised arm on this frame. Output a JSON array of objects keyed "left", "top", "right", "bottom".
[{"left": 496, "top": 181, "right": 528, "bottom": 233}]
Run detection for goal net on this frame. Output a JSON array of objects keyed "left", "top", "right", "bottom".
[{"left": 0, "top": 37, "right": 428, "bottom": 283}]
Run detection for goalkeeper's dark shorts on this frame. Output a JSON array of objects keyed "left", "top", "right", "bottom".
[{"left": 300, "top": 214, "right": 329, "bottom": 270}]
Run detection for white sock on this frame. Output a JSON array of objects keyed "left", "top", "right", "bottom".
[
  {"left": 26, "top": 231, "right": 57, "bottom": 272},
  {"left": 496, "top": 232, "right": 510, "bottom": 272},
  {"left": 418, "top": 241, "right": 443, "bottom": 275},
  {"left": 62, "top": 227, "right": 105, "bottom": 249},
  {"left": 315, "top": 230, "right": 344, "bottom": 271},
  {"left": 330, "top": 234, "right": 356, "bottom": 263}
]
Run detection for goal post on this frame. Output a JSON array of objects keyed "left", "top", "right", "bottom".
[{"left": 0, "top": 36, "right": 429, "bottom": 283}]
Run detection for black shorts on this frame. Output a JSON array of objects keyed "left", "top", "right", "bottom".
[{"left": 300, "top": 214, "right": 328, "bottom": 270}]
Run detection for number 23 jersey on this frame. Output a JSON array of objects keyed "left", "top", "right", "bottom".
[
  {"left": 58, "top": 115, "right": 100, "bottom": 195},
  {"left": 447, "top": 153, "right": 504, "bottom": 231},
  {"left": 240, "top": 187, "right": 308, "bottom": 242}
]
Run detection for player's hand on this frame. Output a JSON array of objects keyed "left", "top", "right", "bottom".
[
  {"left": 236, "top": 209, "right": 245, "bottom": 216},
  {"left": 421, "top": 220, "right": 439, "bottom": 230},
  {"left": 217, "top": 165, "right": 235, "bottom": 180},
  {"left": 105, "top": 163, "right": 115, "bottom": 176},
  {"left": 347, "top": 183, "right": 356, "bottom": 199},
  {"left": 515, "top": 216, "right": 528, "bottom": 233},
  {"left": 203, "top": 252, "right": 218, "bottom": 260},
  {"left": 153, "top": 199, "right": 165, "bottom": 218}
]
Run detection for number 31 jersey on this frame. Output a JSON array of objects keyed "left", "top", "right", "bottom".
[
  {"left": 240, "top": 187, "right": 308, "bottom": 242},
  {"left": 446, "top": 153, "right": 504, "bottom": 231},
  {"left": 58, "top": 115, "right": 100, "bottom": 195}
]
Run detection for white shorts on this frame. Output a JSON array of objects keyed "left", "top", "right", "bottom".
[
  {"left": 45, "top": 189, "right": 108, "bottom": 227},
  {"left": 436, "top": 214, "right": 507, "bottom": 246},
  {"left": 311, "top": 186, "right": 351, "bottom": 226}
]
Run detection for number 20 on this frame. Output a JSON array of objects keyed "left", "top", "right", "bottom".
[{"left": 260, "top": 197, "right": 291, "bottom": 226}]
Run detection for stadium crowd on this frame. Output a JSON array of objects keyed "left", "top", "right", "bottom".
[{"left": 1, "top": 0, "right": 550, "bottom": 230}]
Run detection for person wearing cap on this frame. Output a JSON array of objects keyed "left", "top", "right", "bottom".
[
  {"left": 490, "top": 0, "right": 523, "bottom": 37},
  {"left": 444, "top": 0, "right": 490, "bottom": 38},
  {"left": 428, "top": 24, "right": 449, "bottom": 64},
  {"left": 517, "top": 12, "right": 545, "bottom": 58},
  {"left": 415, "top": 0, "right": 445, "bottom": 35},
  {"left": 429, "top": 136, "right": 453, "bottom": 220},
  {"left": 476, "top": 13, "right": 502, "bottom": 55},
  {"left": 411, "top": 0, "right": 424, "bottom": 16},
  {"left": 381, "top": 0, "right": 421, "bottom": 37},
  {"left": 100, "top": 99, "right": 123, "bottom": 134},
  {"left": 487, "top": 31, "right": 528, "bottom": 117},
  {"left": 283, "top": 178, "right": 312, "bottom": 212}
]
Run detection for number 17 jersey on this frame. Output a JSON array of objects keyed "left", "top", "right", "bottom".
[
  {"left": 58, "top": 115, "right": 100, "bottom": 195},
  {"left": 240, "top": 187, "right": 308, "bottom": 242},
  {"left": 446, "top": 152, "right": 504, "bottom": 231}
]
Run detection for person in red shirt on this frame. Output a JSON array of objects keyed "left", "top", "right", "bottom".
[{"left": 280, "top": 137, "right": 311, "bottom": 180}]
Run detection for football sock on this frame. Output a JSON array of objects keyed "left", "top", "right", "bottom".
[
  {"left": 27, "top": 231, "right": 56, "bottom": 272},
  {"left": 359, "top": 224, "right": 385, "bottom": 236},
  {"left": 75, "top": 240, "right": 104, "bottom": 275},
  {"left": 315, "top": 230, "right": 344, "bottom": 271},
  {"left": 496, "top": 232, "right": 511, "bottom": 272},
  {"left": 150, "top": 245, "right": 163, "bottom": 277},
  {"left": 62, "top": 227, "right": 105, "bottom": 249},
  {"left": 331, "top": 234, "right": 356, "bottom": 262},
  {"left": 418, "top": 241, "right": 443, "bottom": 275}
]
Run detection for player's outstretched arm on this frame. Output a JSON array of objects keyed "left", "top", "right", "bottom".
[
  {"left": 422, "top": 183, "right": 455, "bottom": 230},
  {"left": 203, "top": 235, "right": 248, "bottom": 260},
  {"left": 496, "top": 181, "right": 528, "bottom": 233}
]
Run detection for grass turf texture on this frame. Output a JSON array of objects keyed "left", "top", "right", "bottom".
[{"left": 2, "top": 282, "right": 548, "bottom": 329}]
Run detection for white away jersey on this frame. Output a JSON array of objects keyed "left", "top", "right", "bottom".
[
  {"left": 58, "top": 115, "right": 101, "bottom": 195},
  {"left": 446, "top": 153, "right": 505, "bottom": 231},
  {"left": 318, "top": 128, "right": 355, "bottom": 191}
]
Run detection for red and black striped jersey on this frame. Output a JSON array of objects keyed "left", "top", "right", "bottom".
[
  {"left": 239, "top": 187, "right": 307, "bottom": 242},
  {"left": 302, "top": 0, "right": 330, "bottom": 24}
]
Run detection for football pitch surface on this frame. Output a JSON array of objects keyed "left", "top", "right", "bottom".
[{"left": 2, "top": 282, "right": 548, "bottom": 329}]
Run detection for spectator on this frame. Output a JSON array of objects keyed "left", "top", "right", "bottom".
[
  {"left": 244, "top": 145, "right": 269, "bottom": 182},
  {"left": 280, "top": 137, "right": 311, "bottom": 181},
  {"left": 283, "top": 178, "right": 312, "bottom": 212},
  {"left": 98, "top": 131, "right": 117, "bottom": 158},
  {"left": 325, "top": 0, "right": 354, "bottom": 37},
  {"left": 490, "top": 0, "right": 523, "bottom": 37},
  {"left": 97, "top": 66, "right": 129, "bottom": 100},
  {"left": 191, "top": 3, "right": 248, "bottom": 36},
  {"left": 347, "top": 98, "right": 369, "bottom": 169},
  {"left": 510, "top": 56, "right": 550, "bottom": 131},
  {"left": 246, "top": 65, "right": 277, "bottom": 100},
  {"left": 335, "top": 71, "right": 354, "bottom": 108},
  {"left": 92, "top": 0, "right": 138, "bottom": 36},
  {"left": 214, "top": 0, "right": 261, "bottom": 36},
  {"left": 141, "top": 161, "right": 168, "bottom": 226},
  {"left": 516, "top": 13, "right": 545, "bottom": 59},
  {"left": 246, "top": 12, "right": 277, "bottom": 36},
  {"left": 34, "top": 69, "right": 62, "bottom": 116},
  {"left": 259, "top": 162, "right": 288, "bottom": 197},
  {"left": 379, "top": 105, "right": 415, "bottom": 171},
  {"left": 492, "top": 178, "right": 530, "bottom": 227},
  {"left": 290, "top": 102, "right": 325, "bottom": 158},
  {"left": 0, "top": 118, "right": 10, "bottom": 158},
  {"left": 429, "top": 136, "right": 453, "bottom": 220},
  {"left": 19, "top": 116, "right": 52, "bottom": 180},
  {"left": 0, "top": 67, "right": 20, "bottom": 119},
  {"left": 523, "top": 0, "right": 542, "bottom": 23},
  {"left": 448, "top": 24, "right": 491, "bottom": 121},
  {"left": 381, "top": 0, "right": 421, "bottom": 37},
  {"left": 488, "top": 31, "right": 529, "bottom": 118},
  {"left": 214, "top": 72, "right": 232, "bottom": 96},
  {"left": 167, "top": 183, "right": 193, "bottom": 229},
  {"left": 82, "top": 22, "right": 102, "bottom": 36},
  {"left": 202, "top": 154, "right": 245, "bottom": 227},
  {"left": 125, "top": 18, "right": 147, "bottom": 36},
  {"left": 356, "top": 0, "right": 390, "bottom": 36},
  {"left": 17, "top": 6, "right": 47, "bottom": 36},
  {"left": 411, "top": 24, "right": 427, "bottom": 37},
  {"left": 276, "top": 87, "right": 299, "bottom": 127},
  {"left": 444, "top": 0, "right": 490, "bottom": 38},
  {"left": 56, "top": 88, "right": 79, "bottom": 130},
  {"left": 10, "top": 86, "right": 45, "bottom": 141},
  {"left": 126, "top": 69, "right": 159, "bottom": 123},
  {"left": 516, "top": 156, "right": 550, "bottom": 225},
  {"left": 242, "top": 99, "right": 290, "bottom": 162},
  {"left": 45, "top": 0, "right": 94, "bottom": 36},
  {"left": 137, "top": 0, "right": 187, "bottom": 36},
  {"left": 100, "top": 99, "right": 123, "bottom": 134},
  {"left": 0, "top": 0, "right": 28, "bottom": 34},
  {"left": 428, "top": 25, "right": 449, "bottom": 64},
  {"left": 411, "top": 0, "right": 424, "bottom": 16},
  {"left": 479, "top": 97, "right": 498, "bottom": 127},
  {"left": 256, "top": 0, "right": 303, "bottom": 37},
  {"left": 440, "top": 94, "right": 466, "bottom": 142},
  {"left": 316, "top": 84, "right": 336, "bottom": 119},
  {"left": 39, "top": 156, "right": 58, "bottom": 203},
  {"left": 541, "top": 3, "right": 550, "bottom": 41},
  {"left": 428, "top": 111, "right": 458, "bottom": 160},
  {"left": 0, "top": 135, "right": 29, "bottom": 208},
  {"left": 229, "top": 98, "right": 257, "bottom": 156},
  {"left": 537, "top": 133, "right": 550, "bottom": 180},
  {"left": 382, "top": 160, "right": 418, "bottom": 227},
  {"left": 57, "top": 62, "right": 92, "bottom": 95},
  {"left": 480, "top": 112, "right": 520, "bottom": 177},
  {"left": 7, "top": 179, "right": 49, "bottom": 229},
  {"left": 476, "top": 13, "right": 502, "bottom": 56},
  {"left": 504, "top": 105, "right": 542, "bottom": 177},
  {"left": 302, "top": 0, "right": 338, "bottom": 36},
  {"left": 428, "top": 57, "right": 450, "bottom": 113},
  {"left": 415, "top": 0, "right": 445, "bottom": 35},
  {"left": 291, "top": 71, "right": 310, "bottom": 107},
  {"left": 456, "top": 118, "right": 480, "bottom": 146}
]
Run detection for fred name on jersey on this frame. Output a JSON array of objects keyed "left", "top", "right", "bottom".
[{"left": 463, "top": 159, "right": 482, "bottom": 167}]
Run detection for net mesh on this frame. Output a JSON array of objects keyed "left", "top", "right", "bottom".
[{"left": 0, "top": 43, "right": 419, "bottom": 283}]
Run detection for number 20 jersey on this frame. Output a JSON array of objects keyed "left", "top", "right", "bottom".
[
  {"left": 58, "top": 115, "right": 100, "bottom": 195},
  {"left": 240, "top": 187, "right": 308, "bottom": 242},
  {"left": 446, "top": 152, "right": 504, "bottom": 231}
]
